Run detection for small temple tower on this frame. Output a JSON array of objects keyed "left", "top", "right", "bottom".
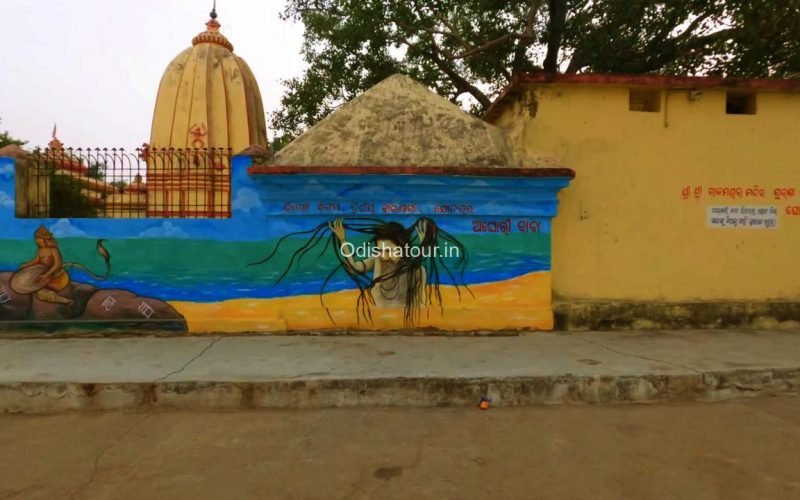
[{"left": 146, "top": 5, "right": 269, "bottom": 217}]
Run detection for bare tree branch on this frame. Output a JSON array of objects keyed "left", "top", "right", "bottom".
[
  {"left": 402, "top": 0, "right": 540, "bottom": 62},
  {"left": 389, "top": 21, "right": 492, "bottom": 109},
  {"left": 431, "top": 59, "right": 491, "bottom": 109},
  {"left": 511, "top": 0, "right": 543, "bottom": 72},
  {"left": 448, "top": 33, "right": 520, "bottom": 60},
  {"left": 543, "top": 0, "right": 566, "bottom": 72},
  {"left": 675, "top": 13, "right": 714, "bottom": 41},
  {"left": 684, "top": 27, "right": 737, "bottom": 49},
  {"left": 523, "top": 0, "right": 542, "bottom": 37},
  {"left": 427, "top": 39, "right": 492, "bottom": 108},
  {"left": 450, "top": 0, "right": 541, "bottom": 62},
  {"left": 433, "top": 12, "right": 471, "bottom": 50},
  {"left": 565, "top": 51, "right": 586, "bottom": 73}
]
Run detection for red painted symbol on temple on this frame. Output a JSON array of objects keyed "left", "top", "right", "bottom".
[{"left": 189, "top": 123, "right": 208, "bottom": 149}]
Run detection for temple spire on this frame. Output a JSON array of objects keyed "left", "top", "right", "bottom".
[
  {"left": 149, "top": 0, "right": 268, "bottom": 153},
  {"left": 192, "top": 0, "right": 232, "bottom": 51},
  {"left": 48, "top": 123, "right": 64, "bottom": 150}
]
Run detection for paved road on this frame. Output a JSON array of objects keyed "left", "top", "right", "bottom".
[{"left": 1, "top": 397, "right": 799, "bottom": 499}]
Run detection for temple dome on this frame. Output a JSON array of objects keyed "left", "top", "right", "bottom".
[{"left": 149, "top": 13, "right": 269, "bottom": 153}]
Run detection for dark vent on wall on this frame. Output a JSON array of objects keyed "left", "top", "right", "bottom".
[
  {"left": 726, "top": 92, "right": 757, "bottom": 115},
  {"left": 629, "top": 89, "right": 661, "bottom": 112}
]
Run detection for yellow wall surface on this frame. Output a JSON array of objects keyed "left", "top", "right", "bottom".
[{"left": 492, "top": 84, "right": 800, "bottom": 301}]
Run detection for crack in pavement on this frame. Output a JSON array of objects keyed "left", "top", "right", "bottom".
[
  {"left": 68, "top": 413, "right": 152, "bottom": 500},
  {"left": 577, "top": 336, "right": 703, "bottom": 375},
  {"left": 67, "top": 337, "right": 222, "bottom": 498},
  {"left": 153, "top": 336, "right": 223, "bottom": 383}
]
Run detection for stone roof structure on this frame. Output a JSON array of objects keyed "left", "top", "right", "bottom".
[{"left": 268, "top": 74, "right": 560, "bottom": 169}]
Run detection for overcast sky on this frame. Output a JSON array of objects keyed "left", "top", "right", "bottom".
[{"left": 0, "top": 0, "right": 306, "bottom": 150}]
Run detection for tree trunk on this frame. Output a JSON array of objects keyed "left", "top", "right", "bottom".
[{"left": 543, "top": 0, "right": 567, "bottom": 73}]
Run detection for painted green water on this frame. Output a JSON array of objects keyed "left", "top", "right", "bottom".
[{"left": 0, "top": 234, "right": 550, "bottom": 301}]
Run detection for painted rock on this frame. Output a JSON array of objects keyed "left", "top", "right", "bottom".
[
  {"left": 0, "top": 272, "right": 33, "bottom": 321},
  {"left": 29, "top": 282, "right": 98, "bottom": 320},
  {"left": 82, "top": 289, "right": 187, "bottom": 331}
]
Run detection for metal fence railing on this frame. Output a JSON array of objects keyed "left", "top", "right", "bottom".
[{"left": 19, "top": 147, "right": 233, "bottom": 219}]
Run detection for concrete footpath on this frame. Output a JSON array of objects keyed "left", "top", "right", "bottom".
[{"left": 0, "top": 330, "right": 798, "bottom": 413}]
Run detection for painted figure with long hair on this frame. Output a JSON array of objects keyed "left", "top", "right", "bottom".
[{"left": 250, "top": 216, "right": 469, "bottom": 326}]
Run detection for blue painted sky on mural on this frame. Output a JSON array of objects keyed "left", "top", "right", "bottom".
[
  {"left": 0, "top": 157, "right": 572, "bottom": 302},
  {"left": 0, "top": 157, "right": 565, "bottom": 242}
]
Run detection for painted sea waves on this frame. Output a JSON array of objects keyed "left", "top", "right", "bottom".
[{"left": 0, "top": 232, "right": 550, "bottom": 302}]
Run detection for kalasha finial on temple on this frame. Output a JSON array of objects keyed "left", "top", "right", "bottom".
[
  {"left": 48, "top": 123, "right": 64, "bottom": 150},
  {"left": 192, "top": 0, "right": 232, "bottom": 51}
]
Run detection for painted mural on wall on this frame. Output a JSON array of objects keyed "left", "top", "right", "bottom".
[
  {"left": 0, "top": 223, "right": 187, "bottom": 333},
  {"left": 250, "top": 216, "right": 470, "bottom": 327},
  {"left": 0, "top": 156, "right": 571, "bottom": 333}
]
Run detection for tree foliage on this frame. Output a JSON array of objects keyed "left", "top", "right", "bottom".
[
  {"left": 272, "top": 0, "right": 800, "bottom": 148},
  {"left": 49, "top": 177, "right": 99, "bottom": 218},
  {"left": 0, "top": 118, "right": 27, "bottom": 149}
]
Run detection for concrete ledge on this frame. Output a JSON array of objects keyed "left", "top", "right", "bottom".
[
  {"left": 0, "top": 369, "right": 798, "bottom": 413},
  {"left": 0, "top": 331, "right": 798, "bottom": 413},
  {"left": 554, "top": 300, "right": 800, "bottom": 330}
]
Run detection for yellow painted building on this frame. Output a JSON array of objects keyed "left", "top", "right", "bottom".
[{"left": 486, "top": 74, "right": 800, "bottom": 313}]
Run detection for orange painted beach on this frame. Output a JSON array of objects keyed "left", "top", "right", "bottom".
[{"left": 171, "top": 271, "right": 553, "bottom": 333}]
